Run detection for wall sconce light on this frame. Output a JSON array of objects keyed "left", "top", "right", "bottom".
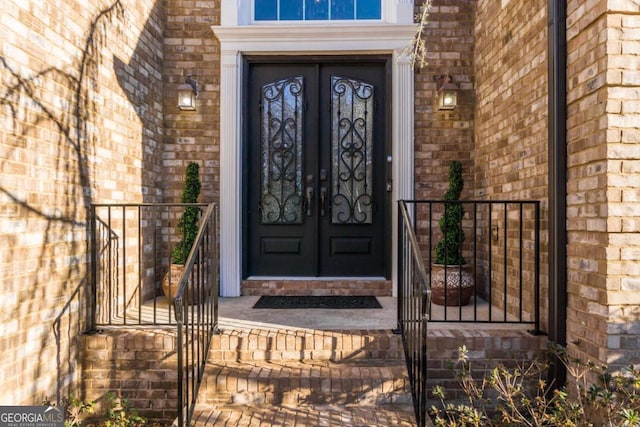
[
  {"left": 435, "top": 75, "right": 458, "bottom": 110},
  {"left": 177, "top": 76, "right": 200, "bottom": 111}
]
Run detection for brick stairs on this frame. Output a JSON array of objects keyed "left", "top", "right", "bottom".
[{"left": 191, "top": 327, "right": 417, "bottom": 426}]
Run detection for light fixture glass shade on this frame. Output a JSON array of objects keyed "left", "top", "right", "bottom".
[
  {"left": 438, "top": 90, "right": 457, "bottom": 110},
  {"left": 177, "top": 86, "right": 197, "bottom": 111},
  {"left": 177, "top": 76, "right": 199, "bottom": 111},
  {"left": 435, "top": 75, "right": 458, "bottom": 111}
]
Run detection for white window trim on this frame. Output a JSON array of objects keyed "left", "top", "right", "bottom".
[{"left": 213, "top": 3, "right": 416, "bottom": 297}]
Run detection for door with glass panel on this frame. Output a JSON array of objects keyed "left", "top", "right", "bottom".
[{"left": 245, "top": 59, "right": 389, "bottom": 277}]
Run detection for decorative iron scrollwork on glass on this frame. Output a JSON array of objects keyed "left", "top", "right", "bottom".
[
  {"left": 260, "top": 76, "right": 304, "bottom": 224},
  {"left": 331, "top": 75, "right": 374, "bottom": 224}
]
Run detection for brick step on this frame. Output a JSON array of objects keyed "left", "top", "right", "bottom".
[
  {"left": 191, "top": 403, "right": 417, "bottom": 427},
  {"left": 200, "top": 359, "right": 412, "bottom": 406},
  {"left": 241, "top": 279, "right": 392, "bottom": 296},
  {"left": 197, "top": 327, "right": 415, "bottom": 425},
  {"left": 208, "top": 328, "right": 404, "bottom": 362}
]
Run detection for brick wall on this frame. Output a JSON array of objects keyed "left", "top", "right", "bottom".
[
  {"left": 81, "top": 329, "right": 178, "bottom": 423},
  {"left": 162, "top": 1, "right": 220, "bottom": 204},
  {"left": 0, "top": 0, "right": 163, "bottom": 404},
  {"left": 473, "top": 0, "right": 549, "bottom": 328},
  {"left": 566, "top": 0, "right": 640, "bottom": 367},
  {"left": 603, "top": 5, "right": 640, "bottom": 368},
  {"left": 427, "top": 327, "right": 547, "bottom": 403},
  {"left": 565, "top": 0, "right": 610, "bottom": 366},
  {"left": 414, "top": 0, "right": 475, "bottom": 200}
]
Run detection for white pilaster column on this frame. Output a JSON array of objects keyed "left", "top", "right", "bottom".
[
  {"left": 391, "top": 50, "right": 415, "bottom": 296},
  {"left": 219, "top": 50, "right": 242, "bottom": 297}
]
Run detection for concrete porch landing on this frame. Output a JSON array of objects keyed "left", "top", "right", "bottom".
[
  {"left": 217, "top": 296, "right": 397, "bottom": 330},
  {"left": 216, "top": 295, "right": 529, "bottom": 331}
]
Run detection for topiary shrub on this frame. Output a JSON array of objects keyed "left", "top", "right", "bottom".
[
  {"left": 172, "top": 162, "right": 201, "bottom": 265},
  {"left": 434, "top": 161, "right": 466, "bottom": 265}
]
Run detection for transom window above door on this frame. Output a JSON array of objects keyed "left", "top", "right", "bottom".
[{"left": 255, "top": 0, "right": 382, "bottom": 21}]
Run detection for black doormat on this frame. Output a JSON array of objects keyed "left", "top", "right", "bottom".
[{"left": 253, "top": 295, "right": 382, "bottom": 309}]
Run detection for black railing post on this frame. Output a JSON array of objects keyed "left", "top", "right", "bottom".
[
  {"left": 122, "top": 205, "right": 127, "bottom": 325},
  {"left": 503, "top": 203, "right": 508, "bottom": 322},
  {"left": 532, "top": 201, "right": 543, "bottom": 335},
  {"left": 138, "top": 205, "right": 142, "bottom": 324},
  {"left": 212, "top": 205, "right": 220, "bottom": 334},
  {"left": 107, "top": 207, "right": 113, "bottom": 325},
  {"left": 394, "top": 202, "right": 404, "bottom": 335},
  {"left": 420, "top": 288, "right": 429, "bottom": 427},
  {"left": 175, "top": 297, "right": 184, "bottom": 427},
  {"left": 88, "top": 204, "right": 98, "bottom": 333}
]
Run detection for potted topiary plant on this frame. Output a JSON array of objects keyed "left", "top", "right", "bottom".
[
  {"left": 431, "top": 161, "right": 474, "bottom": 306},
  {"left": 162, "top": 162, "right": 201, "bottom": 301}
]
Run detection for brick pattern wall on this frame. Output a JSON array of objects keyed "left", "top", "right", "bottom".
[
  {"left": 566, "top": 0, "right": 640, "bottom": 367},
  {"left": 81, "top": 330, "right": 178, "bottom": 423},
  {"left": 427, "top": 327, "right": 547, "bottom": 403},
  {"left": 414, "top": 0, "right": 475, "bottom": 200},
  {"left": 603, "top": 4, "right": 640, "bottom": 367},
  {"left": 0, "top": 0, "right": 163, "bottom": 404},
  {"left": 242, "top": 279, "right": 393, "bottom": 296},
  {"left": 162, "top": 1, "right": 220, "bottom": 204},
  {"left": 473, "top": 0, "right": 549, "bottom": 328},
  {"left": 565, "top": 0, "right": 610, "bottom": 366},
  {"left": 412, "top": 0, "right": 477, "bottom": 310}
]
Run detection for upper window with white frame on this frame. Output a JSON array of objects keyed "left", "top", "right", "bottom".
[{"left": 254, "top": 0, "right": 382, "bottom": 21}]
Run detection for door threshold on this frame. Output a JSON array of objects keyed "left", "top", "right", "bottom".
[{"left": 242, "top": 277, "right": 392, "bottom": 296}]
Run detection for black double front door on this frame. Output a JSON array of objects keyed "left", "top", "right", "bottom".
[{"left": 244, "top": 58, "right": 389, "bottom": 277}]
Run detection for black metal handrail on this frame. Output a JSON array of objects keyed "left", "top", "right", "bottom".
[
  {"left": 90, "top": 203, "right": 212, "bottom": 328},
  {"left": 403, "top": 199, "right": 541, "bottom": 328},
  {"left": 396, "top": 200, "right": 432, "bottom": 427},
  {"left": 174, "top": 203, "right": 219, "bottom": 427},
  {"left": 89, "top": 203, "right": 218, "bottom": 426},
  {"left": 397, "top": 199, "right": 542, "bottom": 427}
]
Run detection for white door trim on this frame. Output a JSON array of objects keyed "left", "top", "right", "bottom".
[{"left": 213, "top": 24, "right": 415, "bottom": 297}]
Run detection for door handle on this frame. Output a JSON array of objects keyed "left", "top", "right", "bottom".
[
  {"left": 305, "top": 187, "right": 314, "bottom": 217},
  {"left": 320, "top": 187, "right": 327, "bottom": 217}
]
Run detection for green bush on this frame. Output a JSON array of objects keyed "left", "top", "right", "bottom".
[
  {"left": 172, "top": 162, "right": 201, "bottom": 265},
  {"left": 102, "top": 392, "right": 146, "bottom": 427},
  {"left": 434, "top": 160, "right": 466, "bottom": 265},
  {"left": 430, "top": 344, "right": 640, "bottom": 426},
  {"left": 44, "top": 392, "right": 166, "bottom": 427}
]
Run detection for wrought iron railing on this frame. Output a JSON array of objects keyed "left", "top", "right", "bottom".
[
  {"left": 401, "top": 199, "right": 541, "bottom": 327},
  {"left": 396, "top": 199, "right": 542, "bottom": 427},
  {"left": 173, "top": 203, "right": 218, "bottom": 427},
  {"left": 396, "top": 200, "right": 432, "bottom": 427},
  {"left": 89, "top": 203, "right": 218, "bottom": 426}
]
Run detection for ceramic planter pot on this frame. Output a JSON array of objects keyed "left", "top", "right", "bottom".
[
  {"left": 161, "top": 263, "right": 206, "bottom": 304},
  {"left": 430, "top": 264, "right": 474, "bottom": 306}
]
